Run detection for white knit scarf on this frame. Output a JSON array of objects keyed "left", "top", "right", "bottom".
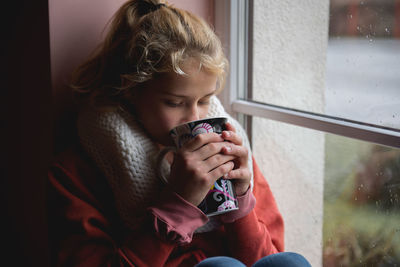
[{"left": 77, "top": 96, "right": 253, "bottom": 233}]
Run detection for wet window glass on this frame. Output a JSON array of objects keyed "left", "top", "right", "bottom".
[
  {"left": 323, "top": 134, "right": 400, "bottom": 266},
  {"left": 250, "top": 0, "right": 400, "bottom": 131},
  {"left": 251, "top": 117, "right": 400, "bottom": 266},
  {"left": 327, "top": 0, "right": 400, "bottom": 130},
  {"left": 325, "top": 2, "right": 400, "bottom": 264},
  {"left": 248, "top": 0, "right": 400, "bottom": 265}
]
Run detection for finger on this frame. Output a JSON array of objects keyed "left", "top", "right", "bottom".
[
  {"left": 221, "top": 144, "right": 248, "bottom": 164},
  {"left": 209, "top": 161, "right": 235, "bottom": 180},
  {"left": 183, "top": 132, "right": 224, "bottom": 152},
  {"left": 204, "top": 153, "right": 236, "bottom": 172},
  {"left": 224, "top": 167, "right": 252, "bottom": 180},
  {"left": 196, "top": 141, "right": 230, "bottom": 161},
  {"left": 224, "top": 122, "right": 237, "bottom": 133},
  {"left": 221, "top": 130, "right": 243, "bottom": 146}
]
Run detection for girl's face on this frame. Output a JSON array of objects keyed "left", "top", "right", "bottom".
[{"left": 130, "top": 61, "right": 218, "bottom": 146}]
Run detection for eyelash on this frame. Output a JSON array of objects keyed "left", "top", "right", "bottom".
[
  {"left": 199, "top": 100, "right": 210, "bottom": 105},
  {"left": 164, "top": 100, "right": 210, "bottom": 107},
  {"left": 165, "top": 101, "right": 183, "bottom": 107}
]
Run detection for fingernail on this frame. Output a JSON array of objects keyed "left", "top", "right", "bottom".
[
  {"left": 225, "top": 146, "right": 232, "bottom": 152},
  {"left": 224, "top": 173, "right": 229, "bottom": 178},
  {"left": 223, "top": 131, "right": 230, "bottom": 138}
]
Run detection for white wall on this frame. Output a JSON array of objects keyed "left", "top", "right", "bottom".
[{"left": 251, "top": 0, "right": 329, "bottom": 266}]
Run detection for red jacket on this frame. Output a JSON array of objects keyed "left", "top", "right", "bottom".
[{"left": 47, "top": 145, "right": 284, "bottom": 267}]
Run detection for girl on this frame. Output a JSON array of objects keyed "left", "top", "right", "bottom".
[{"left": 47, "top": 0, "right": 311, "bottom": 266}]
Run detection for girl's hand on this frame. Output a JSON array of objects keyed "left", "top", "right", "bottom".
[
  {"left": 168, "top": 132, "right": 236, "bottom": 206},
  {"left": 220, "top": 122, "right": 252, "bottom": 196}
]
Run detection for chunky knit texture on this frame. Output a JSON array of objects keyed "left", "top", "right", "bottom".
[{"left": 77, "top": 96, "right": 253, "bottom": 233}]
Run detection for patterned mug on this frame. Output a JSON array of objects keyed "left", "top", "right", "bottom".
[{"left": 156, "top": 117, "right": 239, "bottom": 217}]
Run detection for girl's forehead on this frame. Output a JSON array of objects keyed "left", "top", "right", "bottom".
[{"left": 151, "top": 69, "right": 217, "bottom": 97}]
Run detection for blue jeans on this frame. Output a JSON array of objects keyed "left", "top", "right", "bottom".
[{"left": 194, "top": 252, "right": 311, "bottom": 267}]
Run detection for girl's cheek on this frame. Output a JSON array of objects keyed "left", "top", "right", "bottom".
[
  {"left": 200, "top": 109, "right": 209, "bottom": 119},
  {"left": 161, "top": 113, "right": 181, "bottom": 131}
]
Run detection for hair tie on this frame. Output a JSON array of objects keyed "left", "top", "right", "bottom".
[
  {"left": 137, "top": 1, "right": 166, "bottom": 16},
  {"left": 155, "top": 3, "right": 166, "bottom": 9}
]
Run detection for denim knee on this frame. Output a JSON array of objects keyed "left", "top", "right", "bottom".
[
  {"left": 252, "top": 252, "right": 312, "bottom": 267},
  {"left": 195, "top": 256, "right": 246, "bottom": 267}
]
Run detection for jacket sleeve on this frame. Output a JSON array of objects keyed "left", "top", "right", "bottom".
[
  {"left": 223, "top": 158, "right": 285, "bottom": 266},
  {"left": 47, "top": 149, "right": 207, "bottom": 267}
]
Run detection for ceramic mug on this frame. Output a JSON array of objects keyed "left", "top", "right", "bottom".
[{"left": 156, "top": 117, "right": 239, "bottom": 217}]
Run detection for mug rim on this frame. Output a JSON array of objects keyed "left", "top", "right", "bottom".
[{"left": 169, "top": 117, "right": 228, "bottom": 133}]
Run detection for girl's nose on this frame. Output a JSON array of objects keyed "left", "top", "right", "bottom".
[{"left": 185, "top": 105, "right": 200, "bottom": 122}]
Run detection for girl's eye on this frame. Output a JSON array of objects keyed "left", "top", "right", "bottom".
[
  {"left": 199, "top": 98, "right": 211, "bottom": 105},
  {"left": 165, "top": 101, "right": 183, "bottom": 107}
]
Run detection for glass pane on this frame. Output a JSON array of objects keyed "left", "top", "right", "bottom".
[
  {"left": 324, "top": 134, "right": 400, "bottom": 266},
  {"left": 251, "top": 116, "right": 400, "bottom": 267},
  {"left": 250, "top": 0, "right": 400, "bottom": 130}
]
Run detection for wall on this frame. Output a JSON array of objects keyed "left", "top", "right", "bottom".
[
  {"left": 251, "top": 0, "right": 329, "bottom": 266},
  {"left": 49, "top": 0, "right": 127, "bottom": 152},
  {"left": 168, "top": 0, "right": 214, "bottom": 25}
]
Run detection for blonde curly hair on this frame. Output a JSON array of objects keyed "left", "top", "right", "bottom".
[{"left": 71, "top": 0, "right": 228, "bottom": 108}]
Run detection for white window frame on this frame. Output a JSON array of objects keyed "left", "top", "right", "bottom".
[{"left": 215, "top": 0, "right": 400, "bottom": 149}]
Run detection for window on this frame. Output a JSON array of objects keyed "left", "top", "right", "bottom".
[{"left": 215, "top": 0, "right": 400, "bottom": 266}]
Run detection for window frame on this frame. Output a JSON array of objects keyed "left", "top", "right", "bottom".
[{"left": 214, "top": 0, "right": 400, "bottom": 149}]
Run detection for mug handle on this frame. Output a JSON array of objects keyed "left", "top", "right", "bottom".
[{"left": 156, "top": 146, "right": 176, "bottom": 184}]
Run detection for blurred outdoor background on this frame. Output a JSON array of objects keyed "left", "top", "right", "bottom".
[{"left": 323, "top": 0, "right": 400, "bottom": 266}]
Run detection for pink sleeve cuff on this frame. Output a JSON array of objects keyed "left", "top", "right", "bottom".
[
  {"left": 218, "top": 188, "right": 256, "bottom": 224},
  {"left": 147, "top": 189, "right": 209, "bottom": 245}
]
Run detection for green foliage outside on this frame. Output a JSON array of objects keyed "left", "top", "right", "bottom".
[{"left": 323, "top": 134, "right": 400, "bottom": 266}]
